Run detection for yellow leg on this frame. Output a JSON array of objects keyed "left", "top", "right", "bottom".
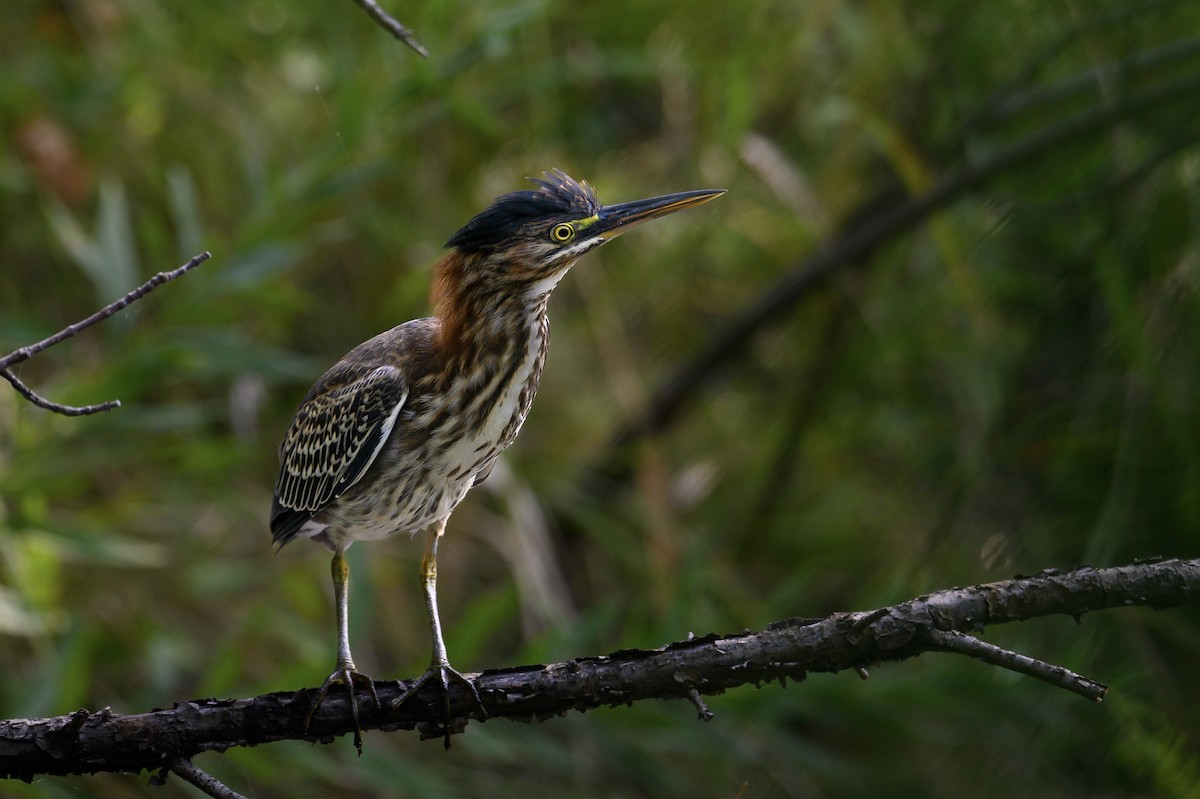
[
  {"left": 422, "top": 520, "right": 451, "bottom": 667},
  {"left": 306, "top": 548, "right": 380, "bottom": 755},
  {"left": 393, "top": 518, "right": 486, "bottom": 748},
  {"left": 333, "top": 549, "right": 355, "bottom": 669}
]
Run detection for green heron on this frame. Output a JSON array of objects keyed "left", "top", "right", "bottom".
[{"left": 271, "top": 170, "right": 723, "bottom": 749}]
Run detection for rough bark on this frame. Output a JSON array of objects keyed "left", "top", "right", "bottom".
[{"left": 2, "top": 558, "right": 1195, "bottom": 782}]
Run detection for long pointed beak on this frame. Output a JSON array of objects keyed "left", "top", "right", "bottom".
[{"left": 589, "top": 188, "right": 725, "bottom": 239}]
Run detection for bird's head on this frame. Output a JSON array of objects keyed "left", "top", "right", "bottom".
[{"left": 443, "top": 170, "right": 724, "bottom": 297}]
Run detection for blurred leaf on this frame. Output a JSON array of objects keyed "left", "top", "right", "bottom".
[
  {"left": 0, "top": 585, "right": 61, "bottom": 636},
  {"left": 219, "top": 243, "right": 303, "bottom": 290},
  {"left": 45, "top": 527, "right": 167, "bottom": 569},
  {"left": 167, "top": 164, "right": 206, "bottom": 259},
  {"left": 43, "top": 177, "right": 139, "bottom": 307}
]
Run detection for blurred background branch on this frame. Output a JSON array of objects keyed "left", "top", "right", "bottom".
[{"left": 591, "top": 63, "right": 1200, "bottom": 473}]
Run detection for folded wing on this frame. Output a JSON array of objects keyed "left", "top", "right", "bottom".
[{"left": 271, "top": 365, "right": 408, "bottom": 547}]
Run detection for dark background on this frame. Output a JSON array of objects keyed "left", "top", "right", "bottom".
[{"left": 3, "top": 1, "right": 1199, "bottom": 796}]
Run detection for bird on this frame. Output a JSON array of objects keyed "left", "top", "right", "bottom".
[{"left": 270, "top": 169, "right": 724, "bottom": 751}]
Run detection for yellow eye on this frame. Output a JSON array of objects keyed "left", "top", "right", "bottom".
[{"left": 550, "top": 223, "right": 575, "bottom": 243}]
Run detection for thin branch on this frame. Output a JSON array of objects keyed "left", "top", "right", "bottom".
[
  {"left": 160, "top": 757, "right": 248, "bottom": 799},
  {"left": 347, "top": 0, "right": 428, "bottom": 57},
  {"left": 1, "top": 368, "right": 120, "bottom": 416},
  {"left": 0, "top": 251, "right": 212, "bottom": 371},
  {"left": 0, "top": 251, "right": 211, "bottom": 416},
  {"left": 1, "top": 558, "right": 1195, "bottom": 781},
  {"left": 925, "top": 629, "right": 1108, "bottom": 702}
]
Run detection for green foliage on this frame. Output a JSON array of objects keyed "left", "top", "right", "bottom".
[{"left": 3, "top": 0, "right": 1200, "bottom": 795}]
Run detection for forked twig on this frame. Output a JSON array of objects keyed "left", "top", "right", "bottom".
[{"left": 1, "top": 251, "right": 212, "bottom": 416}]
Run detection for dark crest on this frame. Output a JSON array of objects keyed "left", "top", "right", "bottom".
[{"left": 445, "top": 169, "right": 600, "bottom": 253}]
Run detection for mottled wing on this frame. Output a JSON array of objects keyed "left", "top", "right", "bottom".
[{"left": 270, "top": 365, "right": 407, "bottom": 547}]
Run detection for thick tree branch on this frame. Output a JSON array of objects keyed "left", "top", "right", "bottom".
[
  {"left": 0, "top": 251, "right": 211, "bottom": 416},
  {"left": 1, "top": 558, "right": 1195, "bottom": 782}
]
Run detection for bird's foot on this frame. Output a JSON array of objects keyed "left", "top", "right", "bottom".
[
  {"left": 305, "top": 666, "right": 381, "bottom": 756},
  {"left": 392, "top": 661, "right": 487, "bottom": 749}
]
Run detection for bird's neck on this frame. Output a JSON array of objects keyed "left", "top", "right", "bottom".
[{"left": 431, "top": 251, "right": 550, "bottom": 365}]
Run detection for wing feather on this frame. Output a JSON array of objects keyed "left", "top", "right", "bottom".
[{"left": 270, "top": 365, "right": 407, "bottom": 546}]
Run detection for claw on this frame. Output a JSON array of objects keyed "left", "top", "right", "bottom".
[
  {"left": 305, "top": 667, "right": 381, "bottom": 755},
  {"left": 392, "top": 663, "right": 486, "bottom": 749}
]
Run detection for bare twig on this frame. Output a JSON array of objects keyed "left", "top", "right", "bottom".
[
  {"left": 1, "top": 368, "right": 120, "bottom": 416},
  {"left": 347, "top": 0, "right": 428, "bottom": 57},
  {"left": 0, "top": 251, "right": 211, "bottom": 416},
  {"left": 925, "top": 629, "right": 1108, "bottom": 702},
  {"left": 160, "top": 757, "right": 248, "bottom": 799},
  {"left": 1, "top": 559, "right": 1195, "bottom": 781},
  {"left": 0, "top": 251, "right": 211, "bottom": 371}
]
